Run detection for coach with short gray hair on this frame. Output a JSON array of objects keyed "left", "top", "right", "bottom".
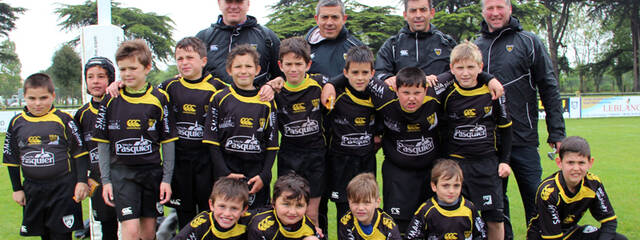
[{"left": 475, "top": 0, "right": 566, "bottom": 239}]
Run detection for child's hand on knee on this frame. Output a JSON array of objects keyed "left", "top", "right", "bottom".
[{"left": 12, "top": 190, "right": 25, "bottom": 206}]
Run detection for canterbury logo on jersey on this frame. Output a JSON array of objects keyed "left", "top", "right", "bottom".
[
  {"left": 126, "top": 119, "right": 141, "bottom": 129},
  {"left": 354, "top": 117, "right": 366, "bottom": 126},
  {"left": 21, "top": 149, "right": 55, "bottom": 167},
  {"left": 443, "top": 232, "right": 457, "bottom": 240},
  {"left": 258, "top": 216, "right": 275, "bottom": 231},
  {"left": 463, "top": 109, "right": 477, "bottom": 118},
  {"left": 453, "top": 124, "right": 487, "bottom": 140},
  {"left": 396, "top": 137, "right": 435, "bottom": 156},
  {"left": 240, "top": 117, "right": 254, "bottom": 128},
  {"left": 27, "top": 136, "right": 41, "bottom": 145},
  {"left": 182, "top": 104, "right": 197, "bottom": 114},
  {"left": 407, "top": 123, "right": 420, "bottom": 132},
  {"left": 292, "top": 103, "right": 306, "bottom": 113},
  {"left": 541, "top": 185, "right": 554, "bottom": 201}
]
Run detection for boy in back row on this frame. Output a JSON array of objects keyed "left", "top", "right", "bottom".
[{"left": 4, "top": 73, "right": 90, "bottom": 239}]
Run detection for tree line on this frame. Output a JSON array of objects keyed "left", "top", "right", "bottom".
[{"left": 0, "top": 0, "right": 637, "bottom": 103}]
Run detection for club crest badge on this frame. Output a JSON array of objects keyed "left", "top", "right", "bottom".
[
  {"left": 434, "top": 48, "right": 442, "bottom": 56},
  {"left": 62, "top": 215, "right": 74, "bottom": 228},
  {"left": 506, "top": 44, "right": 514, "bottom": 52}
]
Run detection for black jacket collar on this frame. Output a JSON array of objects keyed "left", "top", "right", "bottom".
[
  {"left": 480, "top": 16, "right": 523, "bottom": 37},
  {"left": 399, "top": 23, "right": 438, "bottom": 38},
  {"left": 213, "top": 15, "right": 259, "bottom": 30},
  {"left": 304, "top": 26, "right": 349, "bottom": 44}
]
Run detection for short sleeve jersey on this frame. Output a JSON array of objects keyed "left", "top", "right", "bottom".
[
  {"left": 327, "top": 85, "right": 376, "bottom": 156},
  {"left": 275, "top": 74, "right": 327, "bottom": 150},
  {"left": 368, "top": 78, "right": 441, "bottom": 169},
  {"left": 337, "top": 208, "right": 402, "bottom": 240},
  {"left": 247, "top": 209, "right": 318, "bottom": 240},
  {"left": 405, "top": 197, "right": 486, "bottom": 240},
  {"left": 74, "top": 100, "right": 102, "bottom": 178},
  {"left": 528, "top": 171, "right": 617, "bottom": 239},
  {"left": 3, "top": 108, "right": 88, "bottom": 180},
  {"left": 203, "top": 86, "right": 279, "bottom": 161},
  {"left": 440, "top": 81, "right": 512, "bottom": 160},
  {"left": 92, "top": 85, "right": 178, "bottom": 165},
  {"left": 158, "top": 74, "right": 228, "bottom": 151},
  {"left": 174, "top": 210, "right": 253, "bottom": 240}
]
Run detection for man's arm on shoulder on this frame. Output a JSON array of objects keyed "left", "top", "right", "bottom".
[
  {"left": 530, "top": 34, "right": 565, "bottom": 145},
  {"left": 374, "top": 37, "right": 397, "bottom": 81}
]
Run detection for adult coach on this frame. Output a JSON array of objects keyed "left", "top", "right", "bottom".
[
  {"left": 196, "top": 0, "right": 282, "bottom": 87},
  {"left": 475, "top": 0, "right": 566, "bottom": 238},
  {"left": 375, "top": 0, "right": 455, "bottom": 82},
  {"left": 305, "top": 0, "right": 363, "bottom": 77}
]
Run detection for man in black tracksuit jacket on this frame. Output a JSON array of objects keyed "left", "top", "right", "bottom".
[
  {"left": 196, "top": 14, "right": 281, "bottom": 87},
  {"left": 475, "top": 1, "right": 566, "bottom": 238}
]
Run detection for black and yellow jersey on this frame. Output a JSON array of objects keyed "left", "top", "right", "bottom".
[
  {"left": 247, "top": 209, "right": 318, "bottom": 240},
  {"left": 527, "top": 171, "right": 617, "bottom": 240},
  {"left": 3, "top": 107, "right": 88, "bottom": 180},
  {"left": 275, "top": 73, "right": 327, "bottom": 150},
  {"left": 405, "top": 197, "right": 486, "bottom": 240},
  {"left": 175, "top": 210, "right": 253, "bottom": 240},
  {"left": 369, "top": 78, "right": 441, "bottom": 169},
  {"left": 327, "top": 84, "right": 376, "bottom": 156},
  {"left": 440, "top": 81, "right": 511, "bottom": 162},
  {"left": 92, "top": 84, "right": 178, "bottom": 165},
  {"left": 337, "top": 208, "right": 402, "bottom": 240},
  {"left": 203, "top": 85, "right": 278, "bottom": 162},
  {"left": 75, "top": 99, "right": 102, "bottom": 179},
  {"left": 158, "top": 73, "right": 228, "bottom": 151}
]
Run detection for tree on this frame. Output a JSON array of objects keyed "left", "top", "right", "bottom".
[
  {"left": 0, "top": 40, "right": 21, "bottom": 98},
  {"left": 55, "top": 1, "right": 175, "bottom": 62},
  {"left": 265, "top": 0, "right": 403, "bottom": 54},
  {"left": 147, "top": 65, "right": 178, "bottom": 87},
  {"left": 48, "top": 44, "right": 82, "bottom": 102},
  {"left": 0, "top": 2, "right": 25, "bottom": 37},
  {"left": 539, "top": 0, "right": 578, "bottom": 80}
]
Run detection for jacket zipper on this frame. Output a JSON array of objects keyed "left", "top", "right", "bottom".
[
  {"left": 415, "top": 32, "right": 419, "bottom": 62},
  {"left": 486, "top": 28, "right": 510, "bottom": 74}
]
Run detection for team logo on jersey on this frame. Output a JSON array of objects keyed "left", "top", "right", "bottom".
[
  {"left": 122, "top": 207, "right": 133, "bottom": 216},
  {"left": 443, "top": 233, "right": 457, "bottom": 240},
  {"left": 400, "top": 50, "right": 409, "bottom": 56},
  {"left": 434, "top": 48, "right": 442, "bottom": 56},
  {"left": 183, "top": 104, "right": 197, "bottom": 115},
  {"left": 148, "top": 119, "right": 156, "bottom": 131},
  {"left": 506, "top": 44, "right": 514, "bottom": 52},
  {"left": 259, "top": 118, "right": 266, "bottom": 129},
  {"left": 407, "top": 123, "right": 420, "bottom": 132},
  {"left": 427, "top": 112, "right": 438, "bottom": 130},
  {"left": 397, "top": 137, "right": 434, "bottom": 156},
  {"left": 108, "top": 120, "right": 121, "bottom": 130},
  {"left": 225, "top": 135, "right": 261, "bottom": 153},
  {"left": 354, "top": 117, "right": 367, "bottom": 126},
  {"left": 27, "top": 136, "right": 41, "bottom": 145},
  {"left": 312, "top": 99, "right": 320, "bottom": 111},
  {"left": 331, "top": 192, "right": 340, "bottom": 200},
  {"left": 210, "top": 45, "right": 218, "bottom": 51},
  {"left": 220, "top": 117, "right": 235, "bottom": 129},
  {"left": 484, "top": 106, "right": 493, "bottom": 117},
  {"left": 310, "top": 53, "right": 316, "bottom": 59},
  {"left": 541, "top": 185, "right": 555, "bottom": 201},
  {"left": 250, "top": 44, "right": 258, "bottom": 49},
  {"left": 283, "top": 118, "right": 320, "bottom": 137},
  {"left": 126, "top": 119, "right": 141, "bottom": 129},
  {"left": 453, "top": 124, "right": 487, "bottom": 140},
  {"left": 48, "top": 135, "right": 59, "bottom": 145},
  {"left": 170, "top": 198, "right": 181, "bottom": 206},
  {"left": 176, "top": 122, "right": 204, "bottom": 140},
  {"left": 583, "top": 225, "right": 598, "bottom": 233},
  {"left": 383, "top": 218, "right": 395, "bottom": 229},
  {"left": 390, "top": 208, "right": 400, "bottom": 215},
  {"left": 156, "top": 202, "right": 164, "bottom": 214},
  {"left": 463, "top": 109, "right": 477, "bottom": 118},
  {"left": 21, "top": 149, "right": 55, "bottom": 167},
  {"left": 292, "top": 103, "right": 306, "bottom": 113},
  {"left": 115, "top": 136, "right": 152, "bottom": 155},
  {"left": 563, "top": 214, "right": 575, "bottom": 224},
  {"left": 240, "top": 117, "right": 254, "bottom": 128},
  {"left": 258, "top": 216, "right": 275, "bottom": 231},
  {"left": 343, "top": 53, "right": 348, "bottom": 60},
  {"left": 190, "top": 214, "right": 207, "bottom": 228},
  {"left": 586, "top": 172, "right": 601, "bottom": 182},
  {"left": 89, "top": 147, "right": 99, "bottom": 163},
  {"left": 483, "top": 195, "right": 493, "bottom": 206},
  {"left": 340, "top": 213, "right": 351, "bottom": 225},
  {"left": 464, "top": 230, "right": 472, "bottom": 239},
  {"left": 341, "top": 132, "right": 372, "bottom": 147},
  {"left": 62, "top": 215, "right": 74, "bottom": 229}
]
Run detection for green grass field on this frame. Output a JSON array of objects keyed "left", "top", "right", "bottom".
[{"left": 1, "top": 117, "right": 639, "bottom": 239}]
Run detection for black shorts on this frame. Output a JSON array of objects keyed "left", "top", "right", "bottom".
[
  {"left": 222, "top": 155, "right": 270, "bottom": 209},
  {"left": 382, "top": 160, "right": 432, "bottom": 221},
  {"left": 167, "top": 148, "right": 213, "bottom": 211},
  {"left": 111, "top": 164, "right": 164, "bottom": 221},
  {"left": 277, "top": 147, "right": 326, "bottom": 198},
  {"left": 527, "top": 225, "right": 626, "bottom": 240},
  {"left": 21, "top": 174, "right": 83, "bottom": 236},
  {"left": 326, "top": 151, "right": 376, "bottom": 203},
  {"left": 456, "top": 157, "right": 504, "bottom": 222}
]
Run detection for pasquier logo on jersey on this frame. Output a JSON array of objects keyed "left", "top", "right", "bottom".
[
  {"left": 115, "top": 136, "right": 152, "bottom": 155},
  {"left": 176, "top": 122, "right": 204, "bottom": 140},
  {"left": 225, "top": 135, "right": 261, "bottom": 153},
  {"left": 397, "top": 137, "right": 434, "bottom": 156},
  {"left": 21, "top": 149, "right": 55, "bottom": 167},
  {"left": 283, "top": 118, "right": 319, "bottom": 137},
  {"left": 341, "top": 132, "right": 372, "bottom": 147},
  {"left": 453, "top": 124, "right": 487, "bottom": 140}
]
